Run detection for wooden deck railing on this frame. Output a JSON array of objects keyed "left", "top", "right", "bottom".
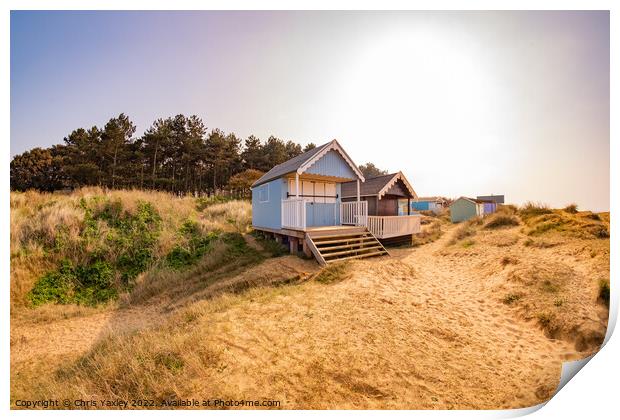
[
  {"left": 284, "top": 199, "right": 421, "bottom": 237},
  {"left": 367, "top": 215, "right": 421, "bottom": 239},
  {"left": 282, "top": 198, "right": 308, "bottom": 230},
  {"left": 340, "top": 201, "right": 368, "bottom": 226}
]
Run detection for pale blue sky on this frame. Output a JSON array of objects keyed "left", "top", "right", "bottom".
[{"left": 10, "top": 11, "right": 609, "bottom": 211}]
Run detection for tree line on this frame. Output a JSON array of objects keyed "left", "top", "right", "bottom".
[{"left": 10, "top": 113, "right": 387, "bottom": 197}]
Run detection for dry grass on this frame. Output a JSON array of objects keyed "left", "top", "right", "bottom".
[
  {"left": 10, "top": 189, "right": 251, "bottom": 310},
  {"left": 518, "top": 201, "right": 553, "bottom": 220},
  {"left": 484, "top": 214, "right": 520, "bottom": 229},
  {"left": 500, "top": 256, "right": 519, "bottom": 266},
  {"left": 312, "top": 263, "right": 352, "bottom": 284},
  {"left": 11, "top": 254, "right": 571, "bottom": 409},
  {"left": 11, "top": 285, "right": 308, "bottom": 408},
  {"left": 439, "top": 206, "right": 609, "bottom": 354},
  {"left": 447, "top": 217, "right": 481, "bottom": 245},
  {"left": 411, "top": 219, "right": 444, "bottom": 247},
  {"left": 10, "top": 193, "right": 610, "bottom": 409},
  {"left": 518, "top": 203, "right": 609, "bottom": 240}
]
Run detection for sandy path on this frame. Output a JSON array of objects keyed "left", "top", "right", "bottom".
[
  {"left": 10, "top": 254, "right": 317, "bottom": 367},
  {"left": 10, "top": 306, "right": 165, "bottom": 366},
  {"left": 11, "top": 227, "right": 580, "bottom": 409},
  {"left": 388, "top": 231, "right": 578, "bottom": 405},
  {"left": 194, "top": 227, "right": 578, "bottom": 409}
]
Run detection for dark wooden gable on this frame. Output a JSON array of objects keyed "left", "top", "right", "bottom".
[{"left": 384, "top": 179, "right": 411, "bottom": 198}]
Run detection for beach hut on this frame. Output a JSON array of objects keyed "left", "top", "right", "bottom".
[
  {"left": 341, "top": 172, "right": 421, "bottom": 244},
  {"left": 477, "top": 195, "right": 503, "bottom": 215},
  {"left": 251, "top": 140, "right": 389, "bottom": 265},
  {"left": 411, "top": 196, "right": 448, "bottom": 214},
  {"left": 476, "top": 195, "right": 505, "bottom": 205},
  {"left": 481, "top": 201, "right": 497, "bottom": 215},
  {"left": 449, "top": 197, "right": 485, "bottom": 223}
]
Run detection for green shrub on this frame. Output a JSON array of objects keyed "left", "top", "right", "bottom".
[
  {"left": 165, "top": 228, "right": 258, "bottom": 271},
  {"left": 314, "top": 263, "right": 349, "bottom": 284},
  {"left": 29, "top": 198, "right": 161, "bottom": 305},
  {"left": 155, "top": 351, "right": 184, "bottom": 372},
  {"left": 195, "top": 196, "right": 231, "bottom": 211},
  {"left": 220, "top": 232, "right": 255, "bottom": 257},
  {"left": 165, "top": 220, "right": 220, "bottom": 269},
  {"left": 80, "top": 198, "right": 162, "bottom": 283},
  {"left": 564, "top": 203, "right": 578, "bottom": 214},
  {"left": 540, "top": 279, "right": 560, "bottom": 293},
  {"left": 28, "top": 260, "right": 116, "bottom": 307},
  {"left": 554, "top": 298, "right": 565, "bottom": 307},
  {"left": 485, "top": 214, "right": 520, "bottom": 229},
  {"left": 591, "top": 225, "right": 610, "bottom": 239},
  {"left": 461, "top": 239, "right": 475, "bottom": 248},
  {"left": 166, "top": 246, "right": 195, "bottom": 269},
  {"left": 107, "top": 201, "right": 161, "bottom": 283},
  {"left": 500, "top": 256, "right": 519, "bottom": 266},
  {"left": 526, "top": 214, "right": 565, "bottom": 236},
  {"left": 536, "top": 312, "right": 555, "bottom": 329},
  {"left": 28, "top": 260, "right": 75, "bottom": 306},
  {"left": 502, "top": 293, "right": 522, "bottom": 305},
  {"left": 250, "top": 230, "right": 288, "bottom": 257},
  {"left": 599, "top": 279, "right": 610, "bottom": 308},
  {"left": 73, "top": 261, "right": 117, "bottom": 305}
]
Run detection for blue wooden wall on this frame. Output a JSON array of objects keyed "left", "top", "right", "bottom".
[
  {"left": 483, "top": 202, "right": 497, "bottom": 214},
  {"left": 251, "top": 178, "right": 286, "bottom": 230},
  {"left": 450, "top": 198, "right": 480, "bottom": 223},
  {"left": 252, "top": 148, "right": 356, "bottom": 230},
  {"left": 305, "top": 150, "right": 357, "bottom": 179},
  {"left": 252, "top": 179, "right": 344, "bottom": 230},
  {"left": 411, "top": 201, "right": 431, "bottom": 211}
]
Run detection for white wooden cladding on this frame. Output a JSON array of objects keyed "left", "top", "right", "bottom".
[
  {"left": 367, "top": 215, "right": 421, "bottom": 239},
  {"left": 340, "top": 201, "right": 368, "bottom": 226},
  {"left": 283, "top": 198, "right": 420, "bottom": 236},
  {"left": 288, "top": 179, "right": 336, "bottom": 203},
  {"left": 282, "top": 198, "right": 308, "bottom": 229}
]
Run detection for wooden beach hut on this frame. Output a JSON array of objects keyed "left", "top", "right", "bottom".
[
  {"left": 251, "top": 140, "right": 389, "bottom": 265},
  {"left": 341, "top": 172, "right": 421, "bottom": 245}
]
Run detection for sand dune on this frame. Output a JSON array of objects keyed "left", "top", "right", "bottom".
[{"left": 10, "top": 220, "right": 609, "bottom": 409}]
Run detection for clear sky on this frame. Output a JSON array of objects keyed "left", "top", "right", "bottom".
[{"left": 10, "top": 11, "right": 609, "bottom": 211}]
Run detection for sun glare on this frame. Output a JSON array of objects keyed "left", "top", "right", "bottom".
[{"left": 326, "top": 24, "right": 511, "bottom": 186}]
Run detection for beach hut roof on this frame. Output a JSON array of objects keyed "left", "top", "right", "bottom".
[
  {"left": 251, "top": 139, "right": 364, "bottom": 188},
  {"left": 341, "top": 171, "right": 417, "bottom": 199}
]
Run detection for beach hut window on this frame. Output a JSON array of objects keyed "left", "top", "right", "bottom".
[{"left": 258, "top": 184, "right": 269, "bottom": 202}]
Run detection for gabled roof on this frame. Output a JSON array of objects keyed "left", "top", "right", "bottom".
[
  {"left": 341, "top": 172, "right": 417, "bottom": 199},
  {"left": 416, "top": 196, "right": 447, "bottom": 203},
  {"left": 477, "top": 195, "right": 505, "bottom": 204},
  {"left": 451, "top": 196, "right": 490, "bottom": 206},
  {"left": 251, "top": 139, "right": 364, "bottom": 188}
]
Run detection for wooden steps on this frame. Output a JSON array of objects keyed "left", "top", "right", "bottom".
[
  {"left": 305, "top": 228, "right": 389, "bottom": 266},
  {"left": 316, "top": 240, "right": 378, "bottom": 252}
]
